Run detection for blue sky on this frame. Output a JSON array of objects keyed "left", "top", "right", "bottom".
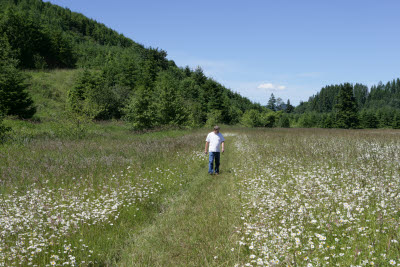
[{"left": 48, "top": 0, "right": 400, "bottom": 105}]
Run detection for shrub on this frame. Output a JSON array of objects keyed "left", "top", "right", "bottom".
[
  {"left": 206, "top": 110, "right": 223, "bottom": 127},
  {"left": 240, "top": 109, "right": 261, "bottom": 127},
  {"left": 278, "top": 114, "right": 290, "bottom": 128},
  {"left": 67, "top": 70, "right": 130, "bottom": 120},
  {"left": 123, "top": 85, "right": 157, "bottom": 131},
  {"left": 261, "top": 112, "right": 276, "bottom": 128}
]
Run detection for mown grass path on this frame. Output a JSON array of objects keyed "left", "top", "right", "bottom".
[{"left": 118, "top": 133, "right": 244, "bottom": 266}]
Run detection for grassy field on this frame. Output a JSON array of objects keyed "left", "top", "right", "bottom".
[
  {"left": 1, "top": 123, "right": 400, "bottom": 266},
  {"left": 233, "top": 128, "right": 400, "bottom": 266}
]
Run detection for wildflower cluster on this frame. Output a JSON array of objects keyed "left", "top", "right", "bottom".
[
  {"left": 234, "top": 132, "right": 400, "bottom": 266},
  {"left": 0, "top": 148, "right": 207, "bottom": 266}
]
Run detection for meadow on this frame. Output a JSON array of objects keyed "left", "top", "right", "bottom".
[
  {"left": 234, "top": 128, "right": 400, "bottom": 266},
  {"left": 1, "top": 125, "right": 400, "bottom": 266}
]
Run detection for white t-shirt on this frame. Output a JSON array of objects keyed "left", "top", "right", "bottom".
[{"left": 206, "top": 132, "right": 225, "bottom": 152}]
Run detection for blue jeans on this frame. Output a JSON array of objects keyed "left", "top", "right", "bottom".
[{"left": 208, "top": 152, "right": 220, "bottom": 174}]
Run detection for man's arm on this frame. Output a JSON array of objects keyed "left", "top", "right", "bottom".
[
  {"left": 221, "top": 141, "right": 224, "bottom": 153},
  {"left": 205, "top": 141, "right": 209, "bottom": 154}
]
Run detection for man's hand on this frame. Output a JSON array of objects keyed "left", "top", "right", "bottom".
[
  {"left": 205, "top": 141, "right": 209, "bottom": 155},
  {"left": 222, "top": 148, "right": 224, "bottom": 153}
]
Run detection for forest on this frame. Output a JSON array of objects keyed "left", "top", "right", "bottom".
[{"left": 1, "top": 0, "right": 400, "bottom": 135}]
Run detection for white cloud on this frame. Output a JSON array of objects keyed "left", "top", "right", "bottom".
[{"left": 257, "top": 83, "right": 286, "bottom": 91}]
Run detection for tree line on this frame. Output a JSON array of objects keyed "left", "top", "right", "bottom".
[{"left": 292, "top": 80, "right": 400, "bottom": 129}]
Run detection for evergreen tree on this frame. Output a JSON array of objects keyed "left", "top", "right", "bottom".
[
  {"left": 353, "top": 83, "right": 368, "bottom": 109},
  {"left": 285, "top": 99, "right": 294, "bottom": 113},
  {"left": 392, "top": 113, "right": 400, "bottom": 129},
  {"left": 192, "top": 67, "right": 207, "bottom": 85},
  {"left": 276, "top": 97, "right": 284, "bottom": 111},
  {"left": 183, "top": 65, "right": 191, "bottom": 77},
  {"left": 154, "top": 71, "right": 187, "bottom": 126},
  {"left": 376, "top": 108, "right": 395, "bottom": 128},
  {"left": 0, "top": 8, "right": 76, "bottom": 68},
  {"left": 335, "top": 83, "right": 358, "bottom": 128},
  {"left": 267, "top": 93, "right": 276, "bottom": 111},
  {"left": 205, "top": 80, "right": 224, "bottom": 111},
  {"left": 321, "top": 113, "right": 334, "bottom": 128},
  {"left": 123, "top": 85, "right": 156, "bottom": 130},
  {"left": 359, "top": 109, "right": 378, "bottom": 128},
  {"left": 0, "top": 35, "right": 36, "bottom": 118}
]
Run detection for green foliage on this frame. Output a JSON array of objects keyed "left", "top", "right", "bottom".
[
  {"left": 392, "top": 113, "right": 400, "bottom": 129},
  {"left": 261, "top": 112, "right": 276, "bottom": 128},
  {"left": 375, "top": 107, "right": 395, "bottom": 128},
  {"left": 186, "top": 102, "right": 205, "bottom": 127},
  {"left": 335, "top": 83, "right": 359, "bottom": 129},
  {"left": 267, "top": 93, "right": 276, "bottom": 111},
  {"left": 240, "top": 110, "right": 277, "bottom": 128},
  {"left": 298, "top": 112, "right": 320, "bottom": 128},
  {"left": 205, "top": 79, "right": 224, "bottom": 111},
  {"left": 320, "top": 113, "right": 335, "bottom": 128},
  {"left": 285, "top": 99, "right": 294, "bottom": 113},
  {"left": 298, "top": 78, "right": 400, "bottom": 116},
  {"left": 353, "top": 83, "right": 368, "bottom": 109},
  {"left": 278, "top": 114, "right": 290, "bottom": 128},
  {"left": 67, "top": 70, "right": 129, "bottom": 120},
  {"left": 123, "top": 85, "right": 157, "bottom": 130},
  {"left": 67, "top": 70, "right": 102, "bottom": 119},
  {"left": 359, "top": 109, "right": 378, "bottom": 129},
  {"left": 294, "top": 101, "right": 311, "bottom": 114},
  {"left": 227, "top": 105, "right": 243, "bottom": 125},
  {"left": 154, "top": 71, "right": 187, "bottom": 126},
  {"left": 206, "top": 110, "right": 223, "bottom": 127},
  {"left": 0, "top": 35, "right": 36, "bottom": 118},
  {"left": 0, "top": 7, "right": 76, "bottom": 68},
  {"left": 240, "top": 109, "right": 262, "bottom": 127}
]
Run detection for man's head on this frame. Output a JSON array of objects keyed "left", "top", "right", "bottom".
[{"left": 213, "top": 125, "right": 220, "bottom": 133}]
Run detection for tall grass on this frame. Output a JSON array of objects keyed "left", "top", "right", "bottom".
[
  {"left": 26, "top": 69, "right": 80, "bottom": 120},
  {"left": 2, "top": 126, "right": 400, "bottom": 266},
  {"left": 233, "top": 128, "right": 400, "bottom": 266},
  {"left": 0, "top": 121, "right": 209, "bottom": 266}
]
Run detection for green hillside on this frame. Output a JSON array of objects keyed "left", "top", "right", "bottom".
[
  {"left": 0, "top": 0, "right": 261, "bottom": 132},
  {"left": 27, "top": 69, "right": 79, "bottom": 119}
]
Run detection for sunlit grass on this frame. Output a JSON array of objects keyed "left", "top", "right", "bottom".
[
  {"left": 233, "top": 128, "right": 400, "bottom": 266},
  {"left": 0, "top": 122, "right": 207, "bottom": 266},
  {"left": 1, "top": 127, "right": 399, "bottom": 266}
]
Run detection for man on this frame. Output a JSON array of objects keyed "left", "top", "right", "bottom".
[{"left": 205, "top": 125, "right": 225, "bottom": 175}]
